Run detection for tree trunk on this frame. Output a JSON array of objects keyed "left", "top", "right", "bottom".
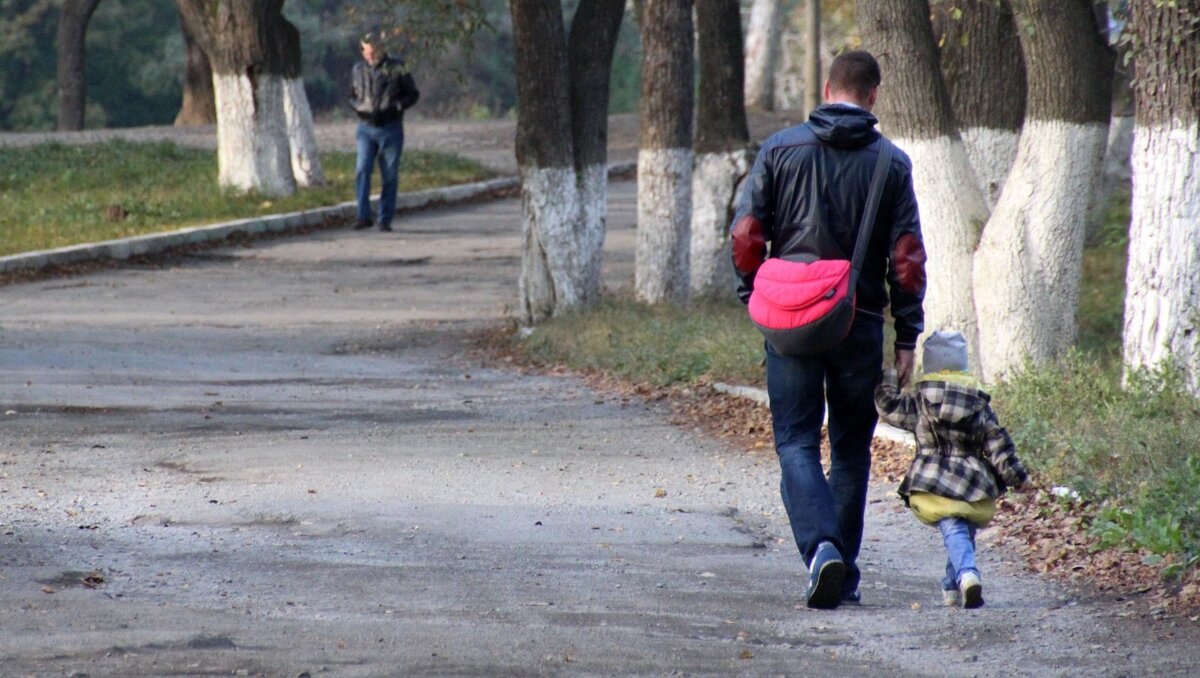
[
  {"left": 56, "top": 0, "right": 102, "bottom": 131},
  {"left": 859, "top": 0, "right": 990, "bottom": 374},
  {"left": 637, "top": 0, "right": 694, "bottom": 304},
  {"left": 1122, "top": 0, "right": 1200, "bottom": 394},
  {"left": 803, "top": 0, "right": 821, "bottom": 114},
  {"left": 743, "top": 0, "right": 781, "bottom": 111},
  {"left": 931, "top": 0, "right": 1026, "bottom": 208},
  {"left": 174, "top": 9, "right": 216, "bottom": 126},
  {"left": 176, "top": 0, "right": 297, "bottom": 197},
  {"left": 279, "top": 15, "right": 324, "bottom": 187},
  {"left": 691, "top": 0, "right": 752, "bottom": 298},
  {"left": 512, "top": 0, "right": 579, "bottom": 324},
  {"left": 974, "top": 0, "right": 1113, "bottom": 380},
  {"left": 569, "top": 0, "right": 626, "bottom": 303}
]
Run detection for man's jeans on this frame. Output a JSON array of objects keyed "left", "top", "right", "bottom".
[
  {"left": 765, "top": 314, "right": 883, "bottom": 595},
  {"left": 355, "top": 121, "right": 404, "bottom": 227},
  {"left": 939, "top": 517, "right": 979, "bottom": 589}
]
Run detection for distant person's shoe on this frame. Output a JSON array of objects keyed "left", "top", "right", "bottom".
[
  {"left": 942, "top": 588, "right": 961, "bottom": 607},
  {"left": 959, "top": 572, "right": 984, "bottom": 609},
  {"left": 805, "top": 541, "right": 845, "bottom": 609},
  {"left": 353, "top": 219, "right": 373, "bottom": 230},
  {"left": 841, "top": 589, "right": 861, "bottom": 605},
  {"left": 378, "top": 222, "right": 393, "bottom": 232}
]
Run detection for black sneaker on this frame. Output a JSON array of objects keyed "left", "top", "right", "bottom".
[
  {"left": 353, "top": 219, "right": 373, "bottom": 230},
  {"left": 378, "top": 222, "right": 393, "bottom": 232},
  {"left": 841, "top": 589, "right": 861, "bottom": 605},
  {"left": 805, "top": 542, "right": 845, "bottom": 609}
]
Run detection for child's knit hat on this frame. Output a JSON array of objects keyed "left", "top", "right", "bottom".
[{"left": 923, "top": 330, "right": 969, "bottom": 373}]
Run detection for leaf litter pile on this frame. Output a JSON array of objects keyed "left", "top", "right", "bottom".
[{"left": 474, "top": 328, "right": 1198, "bottom": 622}]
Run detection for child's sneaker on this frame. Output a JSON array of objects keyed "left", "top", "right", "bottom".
[
  {"left": 959, "top": 572, "right": 984, "bottom": 609},
  {"left": 942, "top": 588, "right": 961, "bottom": 607}
]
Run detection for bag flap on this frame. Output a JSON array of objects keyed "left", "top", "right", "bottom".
[{"left": 753, "top": 258, "right": 850, "bottom": 311}]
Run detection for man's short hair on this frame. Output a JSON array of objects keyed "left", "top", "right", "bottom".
[
  {"left": 828, "top": 50, "right": 881, "bottom": 100},
  {"left": 360, "top": 31, "right": 383, "bottom": 48}
]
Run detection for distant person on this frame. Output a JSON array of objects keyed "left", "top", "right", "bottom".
[
  {"left": 730, "top": 50, "right": 927, "bottom": 609},
  {"left": 350, "top": 32, "right": 419, "bottom": 232},
  {"left": 874, "top": 330, "right": 1029, "bottom": 609}
]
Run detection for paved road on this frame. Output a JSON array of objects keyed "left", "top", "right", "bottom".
[{"left": 1, "top": 182, "right": 1197, "bottom": 676}]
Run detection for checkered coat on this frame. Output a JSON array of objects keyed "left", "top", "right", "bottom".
[{"left": 874, "top": 369, "right": 1028, "bottom": 504}]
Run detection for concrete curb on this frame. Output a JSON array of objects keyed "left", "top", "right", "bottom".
[
  {"left": 712, "top": 381, "right": 916, "bottom": 447},
  {"left": 0, "top": 176, "right": 523, "bottom": 274}
]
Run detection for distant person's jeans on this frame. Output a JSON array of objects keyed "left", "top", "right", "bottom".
[
  {"left": 939, "top": 517, "right": 979, "bottom": 589},
  {"left": 355, "top": 121, "right": 405, "bottom": 227},
  {"left": 765, "top": 314, "right": 883, "bottom": 595}
]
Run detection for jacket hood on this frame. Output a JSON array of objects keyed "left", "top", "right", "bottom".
[
  {"left": 807, "top": 105, "right": 881, "bottom": 149},
  {"left": 915, "top": 372, "right": 991, "bottom": 424}
]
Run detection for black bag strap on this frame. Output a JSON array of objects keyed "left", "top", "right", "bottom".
[{"left": 848, "top": 137, "right": 894, "bottom": 290}]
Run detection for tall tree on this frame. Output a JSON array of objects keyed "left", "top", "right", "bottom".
[
  {"left": 176, "top": 0, "right": 324, "bottom": 195},
  {"left": 1122, "top": 0, "right": 1200, "bottom": 394},
  {"left": 55, "top": 0, "right": 102, "bottom": 131},
  {"left": 860, "top": 0, "right": 991, "bottom": 373},
  {"left": 974, "top": 0, "right": 1113, "bottom": 380},
  {"left": 743, "top": 0, "right": 782, "bottom": 111},
  {"left": 931, "top": 0, "right": 1026, "bottom": 208},
  {"left": 690, "top": 0, "right": 752, "bottom": 298},
  {"left": 636, "top": 0, "right": 694, "bottom": 304},
  {"left": 174, "top": 8, "right": 216, "bottom": 126},
  {"left": 510, "top": 0, "right": 625, "bottom": 323}
]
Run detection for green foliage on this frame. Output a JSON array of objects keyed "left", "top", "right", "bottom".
[
  {"left": 0, "top": 141, "right": 495, "bottom": 256},
  {"left": 1077, "top": 188, "right": 1130, "bottom": 358},
  {"left": 993, "top": 354, "right": 1200, "bottom": 571},
  {"left": 516, "top": 296, "right": 764, "bottom": 388}
]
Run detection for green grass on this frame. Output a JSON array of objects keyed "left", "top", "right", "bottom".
[{"left": 0, "top": 140, "right": 496, "bottom": 257}]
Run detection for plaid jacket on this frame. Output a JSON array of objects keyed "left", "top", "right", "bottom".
[{"left": 875, "top": 369, "right": 1028, "bottom": 504}]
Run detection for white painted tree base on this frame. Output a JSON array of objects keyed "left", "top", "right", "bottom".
[
  {"left": 690, "top": 149, "right": 752, "bottom": 298},
  {"left": 1123, "top": 119, "right": 1200, "bottom": 394},
  {"left": 519, "top": 165, "right": 583, "bottom": 324},
  {"left": 636, "top": 148, "right": 693, "bottom": 304},
  {"left": 577, "top": 163, "right": 608, "bottom": 303},
  {"left": 960, "top": 126, "right": 1019, "bottom": 210},
  {"left": 283, "top": 77, "right": 326, "bottom": 188},
  {"left": 213, "top": 73, "right": 295, "bottom": 197}
]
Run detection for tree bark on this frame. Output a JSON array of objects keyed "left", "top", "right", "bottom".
[
  {"left": 859, "top": 0, "right": 990, "bottom": 374},
  {"left": 691, "top": 0, "right": 752, "bottom": 298},
  {"left": 974, "top": 0, "right": 1113, "bottom": 380},
  {"left": 176, "top": 0, "right": 299, "bottom": 196},
  {"left": 56, "top": 0, "right": 102, "bottom": 131},
  {"left": 743, "top": 0, "right": 781, "bottom": 111},
  {"left": 931, "top": 0, "right": 1026, "bottom": 208},
  {"left": 1122, "top": 0, "right": 1200, "bottom": 394},
  {"left": 569, "top": 0, "right": 626, "bottom": 303},
  {"left": 279, "top": 15, "right": 324, "bottom": 187},
  {"left": 174, "top": 9, "right": 216, "bottom": 126},
  {"left": 803, "top": 0, "right": 821, "bottom": 114},
  {"left": 637, "top": 0, "right": 694, "bottom": 304}
]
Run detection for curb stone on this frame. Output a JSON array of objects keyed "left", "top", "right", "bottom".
[
  {"left": 711, "top": 381, "right": 915, "bottom": 446},
  {"left": 0, "top": 162, "right": 636, "bottom": 276}
]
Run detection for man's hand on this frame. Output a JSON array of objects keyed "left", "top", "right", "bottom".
[{"left": 895, "top": 349, "right": 915, "bottom": 387}]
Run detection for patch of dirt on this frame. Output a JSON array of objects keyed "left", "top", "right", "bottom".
[{"left": 472, "top": 325, "right": 1200, "bottom": 624}]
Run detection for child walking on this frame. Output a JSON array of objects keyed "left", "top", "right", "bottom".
[{"left": 874, "top": 330, "right": 1029, "bottom": 608}]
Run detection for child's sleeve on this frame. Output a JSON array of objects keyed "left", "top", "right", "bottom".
[
  {"left": 982, "top": 407, "right": 1029, "bottom": 490},
  {"left": 874, "top": 368, "right": 919, "bottom": 432}
]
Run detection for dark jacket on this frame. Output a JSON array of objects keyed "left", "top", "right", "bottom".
[
  {"left": 730, "top": 104, "right": 926, "bottom": 350},
  {"left": 350, "top": 55, "right": 419, "bottom": 127},
  {"left": 875, "top": 369, "right": 1029, "bottom": 504}
]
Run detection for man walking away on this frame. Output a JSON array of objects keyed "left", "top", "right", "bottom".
[
  {"left": 730, "top": 50, "right": 927, "bottom": 609},
  {"left": 350, "top": 32, "right": 420, "bottom": 232}
]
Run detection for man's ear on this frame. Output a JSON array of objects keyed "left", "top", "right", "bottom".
[
  {"left": 865, "top": 86, "right": 879, "bottom": 108},
  {"left": 823, "top": 80, "right": 832, "bottom": 102}
]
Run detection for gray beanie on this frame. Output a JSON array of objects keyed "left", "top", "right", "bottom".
[{"left": 923, "top": 330, "right": 969, "bottom": 374}]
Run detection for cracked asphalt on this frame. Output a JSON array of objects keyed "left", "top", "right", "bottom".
[{"left": 2, "top": 178, "right": 1199, "bottom": 676}]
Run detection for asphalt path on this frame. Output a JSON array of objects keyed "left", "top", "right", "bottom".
[{"left": 2, "top": 180, "right": 1198, "bottom": 676}]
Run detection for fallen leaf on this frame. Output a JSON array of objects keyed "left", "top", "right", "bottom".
[
  {"left": 654, "top": 488, "right": 667, "bottom": 498},
  {"left": 739, "top": 650, "right": 753, "bottom": 660}
]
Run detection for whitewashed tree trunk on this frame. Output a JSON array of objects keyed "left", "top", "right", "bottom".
[
  {"left": 895, "top": 135, "right": 990, "bottom": 372},
  {"left": 519, "top": 166, "right": 584, "bottom": 322},
  {"left": 283, "top": 77, "right": 325, "bottom": 188},
  {"left": 637, "top": 148, "right": 693, "bottom": 303},
  {"left": 689, "top": 149, "right": 752, "bottom": 297},
  {"left": 974, "top": 120, "right": 1108, "bottom": 380},
  {"left": 213, "top": 72, "right": 295, "bottom": 197},
  {"left": 959, "top": 127, "right": 1019, "bottom": 209},
  {"left": 1122, "top": 121, "right": 1200, "bottom": 391},
  {"left": 577, "top": 164, "right": 609, "bottom": 301},
  {"left": 743, "top": 0, "right": 781, "bottom": 111}
]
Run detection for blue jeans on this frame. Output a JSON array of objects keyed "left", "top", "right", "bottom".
[
  {"left": 765, "top": 314, "right": 883, "bottom": 594},
  {"left": 939, "top": 517, "right": 979, "bottom": 589},
  {"left": 355, "top": 121, "right": 405, "bottom": 226}
]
